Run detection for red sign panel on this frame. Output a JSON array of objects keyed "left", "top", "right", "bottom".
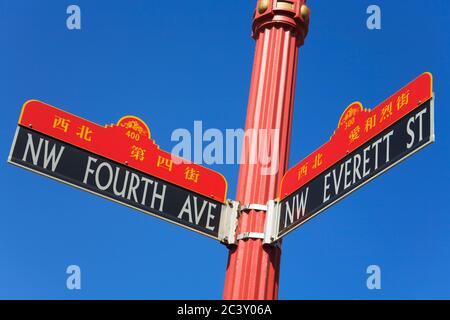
[
  {"left": 18, "top": 100, "right": 228, "bottom": 203},
  {"left": 279, "top": 72, "right": 433, "bottom": 200}
]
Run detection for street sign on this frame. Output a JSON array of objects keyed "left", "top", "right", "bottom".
[
  {"left": 277, "top": 73, "right": 434, "bottom": 239},
  {"left": 8, "top": 100, "right": 230, "bottom": 240}
]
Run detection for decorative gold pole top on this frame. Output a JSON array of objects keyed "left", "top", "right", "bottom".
[{"left": 253, "top": 0, "right": 310, "bottom": 46}]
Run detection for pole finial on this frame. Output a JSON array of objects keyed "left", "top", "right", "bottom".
[{"left": 252, "top": 0, "right": 310, "bottom": 46}]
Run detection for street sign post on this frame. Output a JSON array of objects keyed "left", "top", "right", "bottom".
[
  {"left": 223, "top": 0, "right": 311, "bottom": 299},
  {"left": 4, "top": 1, "right": 437, "bottom": 300},
  {"left": 275, "top": 73, "right": 434, "bottom": 240},
  {"left": 8, "top": 100, "right": 233, "bottom": 241}
]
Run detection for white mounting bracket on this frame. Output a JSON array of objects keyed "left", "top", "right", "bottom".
[
  {"left": 240, "top": 203, "right": 268, "bottom": 212},
  {"left": 218, "top": 200, "right": 239, "bottom": 245},
  {"left": 219, "top": 199, "right": 281, "bottom": 246},
  {"left": 236, "top": 232, "right": 265, "bottom": 241},
  {"left": 263, "top": 200, "right": 281, "bottom": 245}
]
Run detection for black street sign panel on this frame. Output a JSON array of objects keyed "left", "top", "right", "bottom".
[
  {"left": 8, "top": 127, "right": 224, "bottom": 239},
  {"left": 278, "top": 99, "right": 435, "bottom": 238}
]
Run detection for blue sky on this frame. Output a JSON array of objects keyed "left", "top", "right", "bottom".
[{"left": 1, "top": 0, "right": 449, "bottom": 299}]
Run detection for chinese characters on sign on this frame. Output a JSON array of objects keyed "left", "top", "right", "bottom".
[
  {"left": 131, "top": 145, "right": 146, "bottom": 161},
  {"left": 8, "top": 73, "right": 433, "bottom": 243},
  {"left": 279, "top": 99, "right": 434, "bottom": 239},
  {"left": 279, "top": 73, "right": 433, "bottom": 200},
  {"left": 76, "top": 125, "right": 93, "bottom": 141},
  {"left": 17, "top": 100, "right": 227, "bottom": 203},
  {"left": 53, "top": 116, "right": 70, "bottom": 132},
  {"left": 185, "top": 167, "right": 200, "bottom": 183},
  {"left": 157, "top": 155, "right": 173, "bottom": 172},
  {"left": 8, "top": 127, "right": 224, "bottom": 239},
  {"left": 53, "top": 116, "right": 93, "bottom": 141},
  {"left": 277, "top": 73, "right": 434, "bottom": 240}
]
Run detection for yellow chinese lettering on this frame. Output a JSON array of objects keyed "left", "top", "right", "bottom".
[
  {"left": 365, "top": 114, "right": 377, "bottom": 132},
  {"left": 397, "top": 90, "right": 410, "bottom": 110},
  {"left": 131, "top": 145, "right": 146, "bottom": 161},
  {"left": 184, "top": 167, "right": 200, "bottom": 183},
  {"left": 349, "top": 125, "right": 361, "bottom": 143},
  {"left": 53, "top": 116, "right": 70, "bottom": 133},
  {"left": 297, "top": 163, "right": 308, "bottom": 180},
  {"left": 380, "top": 102, "right": 393, "bottom": 123},
  {"left": 312, "top": 153, "right": 323, "bottom": 169},
  {"left": 157, "top": 155, "right": 173, "bottom": 172},
  {"left": 76, "top": 125, "right": 93, "bottom": 141}
]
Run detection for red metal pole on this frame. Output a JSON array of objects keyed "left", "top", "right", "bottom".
[{"left": 223, "top": 0, "right": 310, "bottom": 300}]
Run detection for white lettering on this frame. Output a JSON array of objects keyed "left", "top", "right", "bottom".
[
  {"left": 150, "top": 182, "right": 166, "bottom": 211},
  {"left": 332, "top": 164, "right": 344, "bottom": 194},
  {"left": 113, "top": 167, "right": 129, "bottom": 197},
  {"left": 415, "top": 109, "right": 427, "bottom": 143},
  {"left": 285, "top": 188, "right": 309, "bottom": 227},
  {"left": 323, "top": 173, "right": 331, "bottom": 203},
  {"left": 371, "top": 138, "right": 383, "bottom": 171},
  {"left": 344, "top": 158, "right": 352, "bottom": 189},
  {"left": 127, "top": 173, "right": 140, "bottom": 202},
  {"left": 406, "top": 116, "right": 415, "bottom": 149},
  {"left": 95, "top": 162, "right": 113, "bottom": 191},
  {"left": 178, "top": 196, "right": 193, "bottom": 223},
  {"left": 140, "top": 177, "right": 154, "bottom": 205},
  {"left": 363, "top": 145, "right": 371, "bottom": 177},
  {"left": 83, "top": 156, "right": 97, "bottom": 184},
  {"left": 383, "top": 130, "right": 394, "bottom": 163},
  {"left": 353, "top": 153, "right": 362, "bottom": 184}
]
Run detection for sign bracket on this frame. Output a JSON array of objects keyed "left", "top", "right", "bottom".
[
  {"left": 263, "top": 200, "right": 281, "bottom": 245},
  {"left": 218, "top": 200, "right": 240, "bottom": 245},
  {"left": 240, "top": 203, "right": 268, "bottom": 212},
  {"left": 236, "top": 232, "right": 265, "bottom": 241},
  {"left": 219, "top": 199, "right": 281, "bottom": 246}
]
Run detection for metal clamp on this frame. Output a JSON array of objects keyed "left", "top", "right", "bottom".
[
  {"left": 263, "top": 200, "right": 281, "bottom": 245},
  {"left": 240, "top": 203, "right": 268, "bottom": 212},
  {"left": 218, "top": 199, "right": 281, "bottom": 246},
  {"left": 218, "top": 200, "right": 240, "bottom": 245},
  {"left": 236, "top": 232, "right": 265, "bottom": 241}
]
